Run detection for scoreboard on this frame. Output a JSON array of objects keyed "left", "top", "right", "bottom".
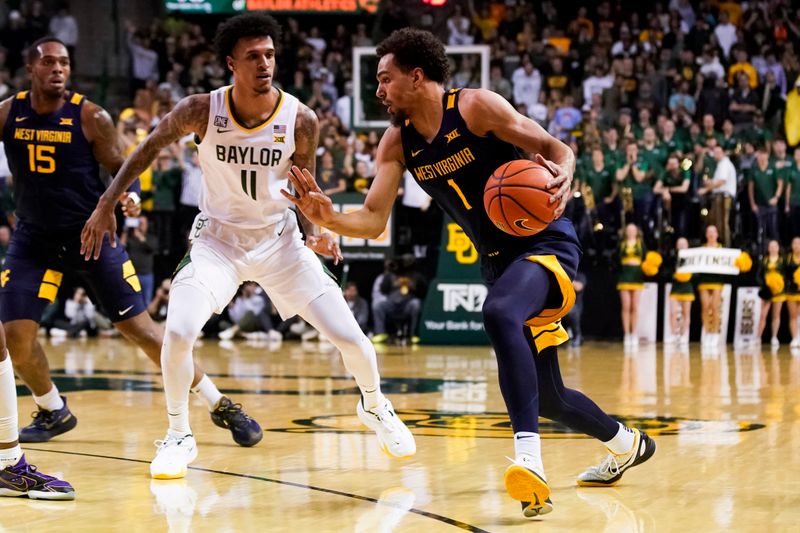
[{"left": 164, "top": 0, "right": 380, "bottom": 13}]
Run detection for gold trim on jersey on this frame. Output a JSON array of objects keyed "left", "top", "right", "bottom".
[
  {"left": 70, "top": 92, "right": 84, "bottom": 105},
  {"left": 16, "top": 91, "right": 28, "bottom": 99},
  {"left": 523, "top": 254, "right": 576, "bottom": 328},
  {"left": 38, "top": 269, "right": 64, "bottom": 303},
  {"left": 225, "top": 87, "right": 284, "bottom": 133}
]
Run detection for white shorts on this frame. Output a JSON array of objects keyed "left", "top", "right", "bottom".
[{"left": 173, "top": 211, "right": 339, "bottom": 318}]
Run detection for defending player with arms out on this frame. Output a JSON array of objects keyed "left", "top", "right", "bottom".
[
  {"left": 0, "top": 37, "right": 261, "bottom": 448},
  {"left": 282, "top": 28, "right": 655, "bottom": 519},
  {"left": 81, "top": 13, "right": 415, "bottom": 479},
  {"left": 0, "top": 319, "right": 73, "bottom": 500}
]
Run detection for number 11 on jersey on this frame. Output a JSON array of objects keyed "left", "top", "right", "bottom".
[{"left": 241, "top": 169, "right": 257, "bottom": 200}]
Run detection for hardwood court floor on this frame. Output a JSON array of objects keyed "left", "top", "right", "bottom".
[{"left": 8, "top": 337, "right": 800, "bottom": 532}]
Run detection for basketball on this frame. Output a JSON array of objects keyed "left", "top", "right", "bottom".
[{"left": 483, "top": 160, "right": 558, "bottom": 237}]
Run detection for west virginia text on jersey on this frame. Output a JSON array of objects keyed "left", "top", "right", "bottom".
[
  {"left": 1, "top": 91, "right": 103, "bottom": 232},
  {"left": 400, "top": 88, "right": 576, "bottom": 260}
]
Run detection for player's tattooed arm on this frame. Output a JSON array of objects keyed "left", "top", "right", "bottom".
[
  {"left": 290, "top": 104, "right": 342, "bottom": 264},
  {"left": 80, "top": 94, "right": 209, "bottom": 260},
  {"left": 291, "top": 103, "right": 321, "bottom": 238},
  {"left": 99, "top": 95, "right": 209, "bottom": 210}
]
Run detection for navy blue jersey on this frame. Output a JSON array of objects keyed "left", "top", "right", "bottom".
[
  {"left": 2, "top": 90, "right": 103, "bottom": 234},
  {"left": 400, "top": 88, "right": 575, "bottom": 259}
]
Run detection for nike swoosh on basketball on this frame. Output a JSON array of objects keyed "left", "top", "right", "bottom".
[
  {"left": 15, "top": 116, "right": 29, "bottom": 122},
  {"left": 514, "top": 219, "right": 537, "bottom": 231},
  {"left": 411, "top": 149, "right": 423, "bottom": 157},
  {"left": 118, "top": 305, "right": 134, "bottom": 316},
  {"left": 217, "top": 128, "right": 233, "bottom": 134}
]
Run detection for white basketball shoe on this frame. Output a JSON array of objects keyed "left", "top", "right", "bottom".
[
  {"left": 357, "top": 398, "right": 416, "bottom": 459},
  {"left": 150, "top": 433, "right": 198, "bottom": 479},
  {"left": 576, "top": 429, "right": 656, "bottom": 487}
]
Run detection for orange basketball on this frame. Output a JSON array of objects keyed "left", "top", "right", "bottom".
[{"left": 484, "top": 160, "right": 558, "bottom": 237}]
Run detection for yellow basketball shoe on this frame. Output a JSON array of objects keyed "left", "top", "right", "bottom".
[
  {"left": 504, "top": 455, "right": 553, "bottom": 518},
  {"left": 576, "top": 429, "right": 656, "bottom": 487}
]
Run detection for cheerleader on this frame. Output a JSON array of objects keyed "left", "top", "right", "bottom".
[
  {"left": 668, "top": 237, "right": 694, "bottom": 346},
  {"left": 617, "top": 224, "right": 645, "bottom": 347},
  {"left": 785, "top": 237, "right": 800, "bottom": 347},
  {"left": 696, "top": 225, "right": 725, "bottom": 347},
  {"left": 757, "top": 239, "right": 786, "bottom": 347}
]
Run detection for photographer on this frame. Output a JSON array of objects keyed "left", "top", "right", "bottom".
[
  {"left": 121, "top": 215, "right": 157, "bottom": 305},
  {"left": 50, "top": 287, "right": 97, "bottom": 338},
  {"left": 148, "top": 278, "right": 171, "bottom": 322},
  {"left": 371, "top": 255, "right": 427, "bottom": 344}
]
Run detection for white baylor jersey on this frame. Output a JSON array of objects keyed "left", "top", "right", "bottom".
[{"left": 197, "top": 85, "right": 298, "bottom": 228}]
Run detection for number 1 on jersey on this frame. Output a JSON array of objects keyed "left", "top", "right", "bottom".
[
  {"left": 241, "top": 169, "right": 257, "bottom": 200},
  {"left": 447, "top": 178, "right": 472, "bottom": 210}
]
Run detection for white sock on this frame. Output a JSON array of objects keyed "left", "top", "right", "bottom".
[
  {"left": 300, "top": 291, "right": 384, "bottom": 410},
  {"left": 33, "top": 384, "right": 64, "bottom": 412},
  {"left": 0, "top": 354, "right": 22, "bottom": 468},
  {"left": 0, "top": 445, "right": 22, "bottom": 469},
  {"left": 359, "top": 386, "right": 385, "bottom": 411},
  {"left": 162, "top": 285, "right": 215, "bottom": 436},
  {"left": 604, "top": 423, "right": 636, "bottom": 455},
  {"left": 514, "top": 432, "right": 543, "bottom": 473},
  {"left": 190, "top": 374, "right": 223, "bottom": 411}
]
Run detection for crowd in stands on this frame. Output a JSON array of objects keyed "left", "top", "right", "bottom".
[{"left": 2, "top": 0, "right": 800, "bottom": 342}]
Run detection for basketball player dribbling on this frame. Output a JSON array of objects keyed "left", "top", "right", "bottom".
[
  {"left": 0, "top": 37, "right": 260, "bottom": 449},
  {"left": 81, "top": 13, "right": 415, "bottom": 479},
  {"left": 283, "top": 28, "right": 655, "bottom": 518}
]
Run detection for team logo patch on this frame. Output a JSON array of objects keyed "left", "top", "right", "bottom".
[
  {"left": 272, "top": 410, "right": 766, "bottom": 439},
  {"left": 59, "top": 117, "right": 73, "bottom": 126},
  {"left": 0, "top": 269, "right": 9, "bottom": 287},
  {"left": 274, "top": 124, "right": 287, "bottom": 134},
  {"left": 213, "top": 115, "right": 229, "bottom": 128},
  {"left": 445, "top": 129, "right": 461, "bottom": 143},
  {"left": 274, "top": 135, "right": 286, "bottom": 143}
]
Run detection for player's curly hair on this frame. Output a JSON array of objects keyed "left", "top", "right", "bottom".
[
  {"left": 214, "top": 12, "right": 282, "bottom": 70},
  {"left": 376, "top": 28, "right": 450, "bottom": 84}
]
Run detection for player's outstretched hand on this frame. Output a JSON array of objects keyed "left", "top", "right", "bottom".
[
  {"left": 281, "top": 166, "right": 335, "bottom": 227},
  {"left": 536, "top": 153, "right": 572, "bottom": 219},
  {"left": 306, "top": 233, "right": 343, "bottom": 265},
  {"left": 80, "top": 204, "right": 117, "bottom": 261}
]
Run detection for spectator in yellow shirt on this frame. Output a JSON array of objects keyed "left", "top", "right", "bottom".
[{"left": 728, "top": 48, "right": 759, "bottom": 89}]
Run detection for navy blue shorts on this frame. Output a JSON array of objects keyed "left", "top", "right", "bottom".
[
  {"left": 481, "top": 218, "right": 581, "bottom": 350},
  {"left": 0, "top": 222, "right": 146, "bottom": 323}
]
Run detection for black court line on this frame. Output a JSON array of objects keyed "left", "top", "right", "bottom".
[
  {"left": 47, "top": 368, "right": 486, "bottom": 383},
  {"left": 26, "top": 447, "right": 490, "bottom": 533}
]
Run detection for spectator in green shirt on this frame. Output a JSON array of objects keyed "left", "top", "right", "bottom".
[
  {"left": 654, "top": 154, "right": 692, "bottom": 237},
  {"left": 640, "top": 127, "right": 667, "bottom": 174},
  {"left": 151, "top": 147, "right": 183, "bottom": 255},
  {"left": 784, "top": 147, "right": 800, "bottom": 238},
  {"left": 583, "top": 146, "right": 619, "bottom": 248},
  {"left": 742, "top": 111, "right": 774, "bottom": 148},
  {"left": 616, "top": 141, "right": 655, "bottom": 233},
  {"left": 602, "top": 128, "right": 624, "bottom": 169},
  {"left": 720, "top": 118, "right": 740, "bottom": 156},
  {"left": 748, "top": 145, "right": 783, "bottom": 244},
  {"left": 660, "top": 119, "right": 685, "bottom": 156}
]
